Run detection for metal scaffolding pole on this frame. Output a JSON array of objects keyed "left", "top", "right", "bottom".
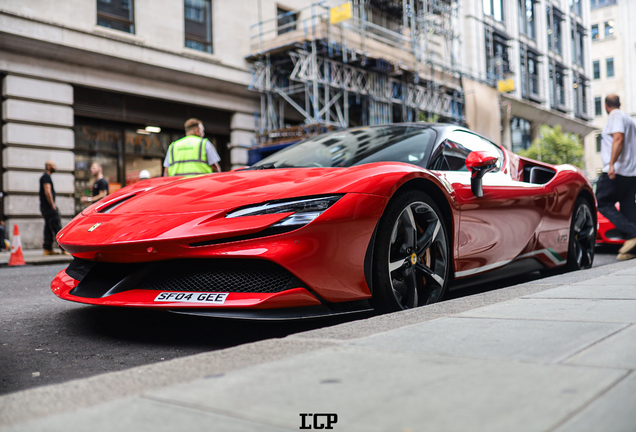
[{"left": 247, "top": 0, "right": 465, "bottom": 144}]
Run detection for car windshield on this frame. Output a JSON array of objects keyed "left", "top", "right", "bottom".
[{"left": 253, "top": 125, "right": 436, "bottom": 169}]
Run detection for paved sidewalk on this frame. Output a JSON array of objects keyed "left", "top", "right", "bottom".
[
  {"left": 0, "top": 249, "right": 73, "bottom": 267},
  {"left": 1, "top": 260, "right": 635, "bottom": 431}
]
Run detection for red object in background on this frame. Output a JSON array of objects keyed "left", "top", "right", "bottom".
[
  {"left": 596, "top": 204, "right": 626, "bottom": 245},
  {"left": 51, "top": 124, "right": 596, "bottom": 319}
]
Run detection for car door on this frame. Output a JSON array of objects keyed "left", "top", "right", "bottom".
[{"left": 429, "top": 129, "right": 549, "bottom": 278}]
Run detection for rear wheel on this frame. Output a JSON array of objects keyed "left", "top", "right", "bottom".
[
  {"left": 566, "top": 197, "right": 595, "bottom": 270},
  {"left": 372, "top": 191, "right": 450, "bottom": 312}
]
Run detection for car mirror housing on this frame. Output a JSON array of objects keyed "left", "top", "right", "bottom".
[{"left": 465, "top": 151, "right": 499, "bottom": 197}]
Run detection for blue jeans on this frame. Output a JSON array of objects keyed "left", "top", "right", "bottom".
[{"left": 596, "top": 173, "right": 636, "bottom": 239}]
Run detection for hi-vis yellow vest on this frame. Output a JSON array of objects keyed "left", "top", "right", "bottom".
[{"left": 167, "top": 136, "right": 213, "bottom": 176}]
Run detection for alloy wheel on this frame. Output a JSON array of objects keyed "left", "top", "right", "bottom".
[{"left": 387, "top": 201, "right": 448, "bottom": 308}]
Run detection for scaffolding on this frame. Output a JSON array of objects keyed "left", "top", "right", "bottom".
[{"left": 248, "top": 0, "right": 464, "bottom": 145}]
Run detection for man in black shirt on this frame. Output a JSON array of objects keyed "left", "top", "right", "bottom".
[
  {"left": 40, "top": 160, "right": 63, "bottom": 256},
  {"left": 81, "top": 162, "right": 109, "bottom": 205}
]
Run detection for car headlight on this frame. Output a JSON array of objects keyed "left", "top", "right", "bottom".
[{"left": 226, "top": 195, "right": 343, "bottom": 228}]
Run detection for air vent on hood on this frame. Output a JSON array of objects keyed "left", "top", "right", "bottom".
[{"left": 98, "top": 194, "right": 137, "bottom": 214}]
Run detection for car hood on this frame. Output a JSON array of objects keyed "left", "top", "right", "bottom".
[
  {"left": 58, "top": 164, "right": 428, "bottom": 250},
  {"left": 85, "top": 164, "right": 428, "bottom": 217}
]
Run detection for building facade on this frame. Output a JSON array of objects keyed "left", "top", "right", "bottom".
[
  {"left": 585, "top": 0, "right": 636, "bottom": 179},
  {"left": 1, "top": 0, "right": 276, "bottom": 248},
  {"left": 1, "top": 0, "right": 470, "bottom": 248},
  {"left": 0, "top": 0, "right": 599, "bottom": 248},
  {"left": 460, "top": 0, "right": 595, "bottom": 155}
]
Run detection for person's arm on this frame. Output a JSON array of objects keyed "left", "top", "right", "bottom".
[
  {"left": 43, "top": 183, "right": 56, "bottom": 211},
  {"left": 609, "top": 132, "right": 624, "bottom": 180},
  {"left": 163, "top": 145, "right": 172, "bottom": 176},
  {"left": 92, "top": 189, "right": 108, "bottom": 203},
  {"left": 205, "top": 141, "right": 222, "bottom": 173}
]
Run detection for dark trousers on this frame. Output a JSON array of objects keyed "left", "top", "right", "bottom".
[
  {"left": 0, "top": 225, "right": 6, "bottom": 249},
  {"left": 41, "top": 208, "right": 62, "bottom": 250},
  {"left": 596, "top": 173, "right": 636, "bottom": 239}
]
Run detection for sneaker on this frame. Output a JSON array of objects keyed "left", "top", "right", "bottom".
[
  {"left": 618, "top": 237, "right": 636, "bottom": 254},
  {"left": 43, "top": 249, "right": 60, "bottom": 256},
  {"left": 617, "top": 252, "right": 636, "bottom": 261}
]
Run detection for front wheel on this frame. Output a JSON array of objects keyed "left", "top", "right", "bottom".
[
  {"left": 566, "top": 197, "right": 596, "bottom": 270},
  {"left": 372, "top": 191, "right": 450, "bottom": 312}
]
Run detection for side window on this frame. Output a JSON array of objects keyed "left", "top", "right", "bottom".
[{"left": 428, "top": 130, "right": 504, "bottom": 172}]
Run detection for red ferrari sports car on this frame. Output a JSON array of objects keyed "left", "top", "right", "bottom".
[{"left": 52, "top": 124, "right": 596, "bottom": 318}]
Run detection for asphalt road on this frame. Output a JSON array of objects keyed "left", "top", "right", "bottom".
[{"left": 0, "top": 247, "right": 621, "bottom": 396}]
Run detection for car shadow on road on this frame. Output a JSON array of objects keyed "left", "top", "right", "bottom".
[{"left": 62, "top": 306, "right": 373, "bottom": 350}]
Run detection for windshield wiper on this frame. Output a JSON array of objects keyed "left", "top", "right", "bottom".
[{"left": 249, "top": 164, "right": 277, "bottom": 170}]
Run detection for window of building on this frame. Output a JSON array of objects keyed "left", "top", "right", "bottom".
[
  {"left": 594, "top": 97, "right": 602, "bottom": 116},
  {"left": 549, "top": 62, "right": 567, "bottom": 110},
  {"left": 547, "top": 6, "right": 563, "bottom": 55},
  {"left": 572, "top": 74, "right": 589, "bottom": 119},
  {"left": 485, "top": 28, "right": 511, "bottom": 80},
  {"left": 520, "top": 45, "right": 540, "bottom": 101},
  {"left": 591, "top": 24, "right": 599, "bottom": 41},
  {"left": 511, "top": 117, "right": 532, "bottom": 153},
  {"left": 74, "top": 120, "right": 178, "bottom": 214},
  {"left": 604, "top": 20, "right": 614, "bottom": 38},
  {"left": 518, "top": 0, "right": 535, "bottom": 39},
  {"left": 483, "top": 0, "right": 504, "bottom": 22},
  {"left": 367, "top": 3, "right": 402, "bottom": 33},
  {"left": 572, "top": 25, "right": 585, "bottom": 67},
  {"left": 591, "top": 0, "right": 617, "bottom": 10},
  {"left": 277, "top": 7, "right": 298, "bottom": 35},
  {"left": 593, "top": 60, "right": 600, "bottom": 79},
  {"left": 569, "top": 0, "right": 582, "bottom": 16},
  {"left": 97, "top": 0, "right": 134, "bottom": 33},
  {"left": 571, "top": 21, "right": 575, "bottom": 63},
  {"left": 606, "top": 57, "right": 614, "bottom": 77},
  {"left": 185, "top": 0, "right": 213, "bottom": 53},
  {"left": 596, "top": 133, "right": 602, "bottom": 152}
]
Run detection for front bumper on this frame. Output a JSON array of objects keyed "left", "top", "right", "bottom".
[{"left": 53, "top": 193, "right": 388, "bottom": 305}]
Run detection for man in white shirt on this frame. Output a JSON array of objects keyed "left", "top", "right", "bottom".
[{"left": 597, "top": 94, "right": 636, "bottom": 260}]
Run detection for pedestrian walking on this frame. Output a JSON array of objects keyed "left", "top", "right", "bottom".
[
  {"left": 80, "top": 162, "right": 109, "bottom": 205},
  {"left": 163, "top": 118, "right": 221, "bottom": 176},
  {"left": 596, "top": 94, "right": 636, "bottom": 261},
  {"left": 40, "top": 160, "right": 64, "bottom": 256}
]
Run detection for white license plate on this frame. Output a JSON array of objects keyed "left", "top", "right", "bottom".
[{"left": 154, "top": 292, "right": 228, "bottom": 304}]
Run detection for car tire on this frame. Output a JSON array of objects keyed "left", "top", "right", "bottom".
[
  {"left": 372, "top": 190, "right": 450, "bottom": 312},
  {"left": 566, "top": 197, "right": 596, "bottom": 271}
]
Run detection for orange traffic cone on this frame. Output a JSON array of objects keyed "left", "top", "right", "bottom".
[{"left": 8, "top": 224, "right": 26, "bottom": 266}]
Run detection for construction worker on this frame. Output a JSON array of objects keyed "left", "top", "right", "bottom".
[{"left": 163, "top": 118, "right": 221, "bottom": 176}]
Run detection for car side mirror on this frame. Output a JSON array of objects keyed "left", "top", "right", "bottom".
[{"left": 465, "top": 151, "right": 499, "bottom": 197}]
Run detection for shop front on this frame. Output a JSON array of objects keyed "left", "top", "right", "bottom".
[{"left": 72, "top": 87, "right": 232, "bottom": 216}]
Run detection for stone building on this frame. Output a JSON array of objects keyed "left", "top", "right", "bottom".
[
  {"left": 1, "top": 0, "right": 271, "bottom": 248},
  {"left": 460, "top": 0, "right": 595, "bottom": 155},
  {"left": 0, "top": 0, "right": 600, "bottom": 249}
]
